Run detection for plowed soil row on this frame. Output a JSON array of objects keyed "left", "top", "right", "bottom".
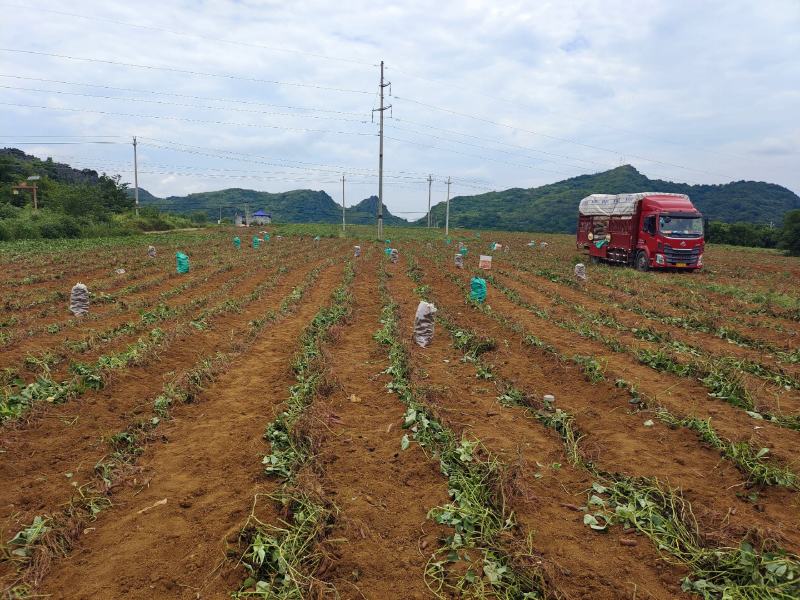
[
  {"left": 1, "top": 251, "right": 230, "bottom": 344},
  {"left": 489, "top": 267, "right": 800, "bottom": 416},
  {"left": 290, "top": 254, "right": 450, "bottom": 599},
  {"left": 35, "top": 260, "right": 346, "bottom": 599},
  {"left": 411, "top": 251, "right": 800, "bottom": 556},
  {"left": 0, "top": 253, "right": 333, "bottom": 542},
  {"left": 387, "top": 258, "right": 689, "bottom": 599},
  {"left": 429, "top": 257, "right": 800, "bottom": 466},
  {"left": 506, "top": 249, "right": 800, "bottom": 347},
  {"left": 500, "top": 258, "right": 800, "bottom": 379}
]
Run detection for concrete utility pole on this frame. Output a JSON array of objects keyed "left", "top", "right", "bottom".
[
  {"left": 133, "top": 136, "right": 139, "bottom": 217},
  {"left": 445, "top": 176, "right": 451, "bottom": 237},
  {"left": 341, "top": 174, "right": 346, "bottom": 233},
  {"left": 427, "top": 174, "right": 432, "bottom": 228},
  {"left": 373, "top": 60, "right": 391, "bottom": 240}
]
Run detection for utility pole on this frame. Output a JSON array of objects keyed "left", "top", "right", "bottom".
[
  {"left": 341, "top": 174, "right": 346, "bottom": 233},
  {"left": 218, "top": 205, "right": 222, "bottom": 225},
  {"left": 427, "top": 174, "right": 432, "bottom": 228},
  {"left": 445, "top": 176, "right": 451, "bottom": 237},
  {"left": 133, "top": 136, "right": 139, "bottom": 217},
  {"left": 245, "top": 203, "right": 250, "bottom": 227},
  {"left": 373, "top": 60, "right": 391, "bottom": 240}
]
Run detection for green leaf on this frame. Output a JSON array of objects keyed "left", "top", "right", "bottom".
[
  {"left": 583, "top": 513, "right": 608, "bottom": 531},
  {"left": 400, "top": 434, "right": 410, "bottom": 451}
]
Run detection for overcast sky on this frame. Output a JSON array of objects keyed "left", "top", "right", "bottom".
[{"left": 2, "top": 0, "right": 799, "bottom": 218}]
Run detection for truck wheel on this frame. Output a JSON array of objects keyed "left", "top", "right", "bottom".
[
  {"left": 590, "top": 255, "right": 601, "bottom": 265},
  {"left": 635, "top": 251, "right": 649, "bottom": 272}
]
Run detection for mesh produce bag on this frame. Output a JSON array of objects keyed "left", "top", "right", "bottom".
[
  {"left": 574, "top": 263, "right": 587, "bottom": 282},
  {"left": 176, "top": 252, "right": 190, "bottom": 274},
  {"left": 454, "top": 253, "right": 464, "bottom": 268},
  {"left": 69, "top": 283, "right": 90, "bottom": 317},
  {"left": 147, "top": 245, "right": 157, "bottom": 258},
  {"left": 470, "top": 277, "right": 487, "bottom": 303},
  {"left": 354, "top": 245, "right": 361, "bottom": 257},
  {"left": 413, "top": 301, "right": 437, "bottom": 348},
  {"left": 390, "top": 249, "right": 399, "bottom": 263},
  {"left": 252, "top": 236, "right": 260, "bottom": 249},
  {"left": 233, "top": 236, "right": 241, "bottom": 249}
]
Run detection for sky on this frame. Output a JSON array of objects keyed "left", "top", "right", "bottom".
[{"left": 2, "top": 0, "right": 799, "bottom": 220}]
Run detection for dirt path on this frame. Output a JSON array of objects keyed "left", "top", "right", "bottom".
[
  {"left": 414, "top": 253, "right": 800, "bottom": 554},
  {"left": 304, "top": 254, "right": 449, "bottom": 599},
  {"left": 498, "top": 260, "right": 800, "bottom": 380},
  {"left": 36, "top": 263, "right": 345, "bottom": 599},
  {"left": 438, "top": 261, "right": 800, "bottom": 463},
  {"left": 387, "top": 259, "right": 689, "bottom": 599},
  {"left": 0, "top": 255, "right": 328, "bottom": 538}
]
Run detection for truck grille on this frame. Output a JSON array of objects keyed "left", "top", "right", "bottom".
[{"left": 663, "top": 244, "right": 700, "bottom": 266}]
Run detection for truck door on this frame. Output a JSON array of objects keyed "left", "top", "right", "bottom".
[{"left": 639, "top": 214, "right": 656, "bottom": 256}]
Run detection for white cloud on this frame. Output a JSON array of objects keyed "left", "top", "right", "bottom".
[{"left": 1, "top": 0, "right": 798, "bottom": 216}]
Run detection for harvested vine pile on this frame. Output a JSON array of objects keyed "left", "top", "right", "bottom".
[{"left": 1, "top": 228, "right": 798, "bottom": 599}]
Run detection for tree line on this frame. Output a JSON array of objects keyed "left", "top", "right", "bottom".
[{"left": 706, "top": 213, "right": 800, "bottom": 255}]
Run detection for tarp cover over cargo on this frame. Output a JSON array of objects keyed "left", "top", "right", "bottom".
[{"left": 578, "top": 192, "right": 689, "bottom": 216}]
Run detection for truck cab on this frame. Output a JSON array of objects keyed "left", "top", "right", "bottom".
[{"left": 577, "top": 193, "right": 705, "bottom": 271}]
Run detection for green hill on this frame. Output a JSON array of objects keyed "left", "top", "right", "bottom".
[
  {"left": 136, "top": 188, "right": 407, "bottom": 225},
  {"left": 417, "top": 165, "right": 800, "bottom": 232}
]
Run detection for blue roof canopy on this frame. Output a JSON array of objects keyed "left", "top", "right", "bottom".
[{"left": 252, "top": 210, "right": 271, "bottom": 217}]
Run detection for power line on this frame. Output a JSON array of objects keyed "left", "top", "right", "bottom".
[
  {"left": 136, "top": 137, "right": 489, "bottom": 184},
  {"left": 0, "top": 84, "right": 372, "bottom": 124},
  {"left": 0, "top": 48, "right": 373, "bottom": 95},
  {"left": 393, "top": 95, "right": 734, "bottom": 179},
  {"left": 0, "top": 3, "right": 374, "bottom": 67},
  {"left": 0, "top": 102, "right": 378, "bottom": 137},
  {"left": 0, "top": 75, "right": 369, "bottom": 117},
  {"left": 1, "top": 140, "right": 124, "bottom": 145}
]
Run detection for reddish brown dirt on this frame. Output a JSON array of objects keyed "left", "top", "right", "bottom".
[
  {"left": 498, "top": 261, "right": 800, "bottom": 381},
  {"left": 387, "top": 260, "right": 689, "bottom": 599},
  {"left": 1, "top": 262, "right": 248, "bottom": 380},
  {"left": 488, "top": 267, "right": 800, "bottom": 416},
  {"left": 0, "top": 254, "right": 329, "bottom": 541},
  {"left": 306, "top": 255, "right": 450, "bottom": 599},
  {"left": 429, "top": 258, "right": 800, "bottom": 466},
  {"left": 1, "top": 233, "right": 798, "bottom": 599},
  {"left": 413, "top": 253, "right": 800, "bottom": 555},
  {"left": 34, "top": 260, "right": 345, "bottom": 599}
]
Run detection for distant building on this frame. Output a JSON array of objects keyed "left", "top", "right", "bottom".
[{"left": 252, "top": 210, "right": 271, "bottom": 225}]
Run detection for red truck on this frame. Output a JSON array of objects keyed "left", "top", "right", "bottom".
[{"left": 576, "top": 192, "right": 704, "bottom": 271}]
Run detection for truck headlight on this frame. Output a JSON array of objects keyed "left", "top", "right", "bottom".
[{"left": 655, "top": 254, "right": 665, "bottom": 265}]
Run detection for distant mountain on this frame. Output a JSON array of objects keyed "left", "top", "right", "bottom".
[
  {"left": 417, "top": 165, "right": 800, "bottom": 232},
  {"left": 132, "top": 187, "right": 407, "bottom": 225}
]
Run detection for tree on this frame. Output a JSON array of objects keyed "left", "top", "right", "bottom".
[{"left": 779, "top": 210, "right": 800, "bottom": 256}]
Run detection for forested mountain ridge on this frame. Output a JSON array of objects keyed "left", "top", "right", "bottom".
[
  {"left": 419, "top": 165, "right": 800, "bottom": 232},
  {"left": 137, "top": 188, "right": 408, "bottom": 225}
]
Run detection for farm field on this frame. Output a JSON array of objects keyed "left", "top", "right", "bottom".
[{"left": 1, "top": 227, "right": 799, "bottom": 599}]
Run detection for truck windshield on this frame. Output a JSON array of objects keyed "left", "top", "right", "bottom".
[{"left": 659, "top": 215, "right": 703, "bottom": 238}]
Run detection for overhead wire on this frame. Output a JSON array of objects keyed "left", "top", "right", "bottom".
[
  {"left": 0, "top": 102, "right": 378, "bottom": 137},
  {"left": 0, "top": 48, "right": 373, "bottom": 95},
  {"left": 393, "top": 95, "right": 734, "bottom": 179},
  {"left": 0, "top": 75, "right": 371, "bottom": 117},
  {"left": 0, "top": 3, "right": 375, "bottom": 67},
  {"left": 0, "top": 84, "right": 372, "bottom": 124}
]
